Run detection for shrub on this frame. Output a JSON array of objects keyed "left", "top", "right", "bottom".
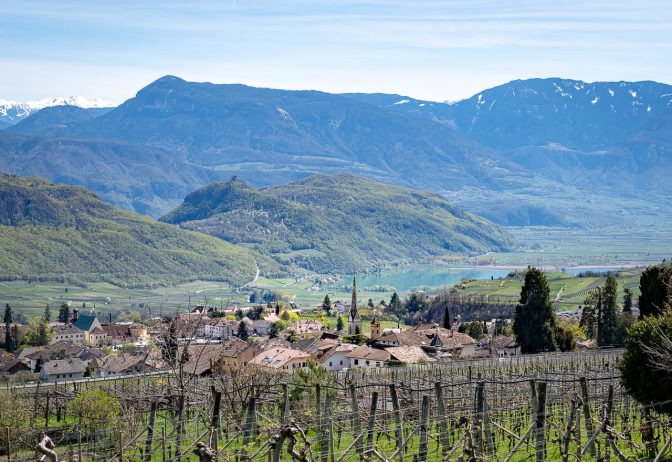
[{"left": 618, "top": 312, "right": 672, "bottom": 414}]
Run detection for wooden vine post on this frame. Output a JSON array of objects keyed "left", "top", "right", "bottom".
[
  {"left": 434, "top": 382, "right": 449, "bottom": 455},
  {"left": 535, "top": 382, "right": 547, "bottom": 462},
  {"left": 143, "top": 400, "right": 158, "bottom": 462},
  {"left": 419, "top": 395, "right": 430, "bottom": 462},
  {"left": 389, "top": 384, "right": 404, "bottom": 462},
  {"left": 579, "top": 377, "right": 595, "bottom": 457},
  {"left": 241, "top": 396, "right": 257, "bottom": 462},
  {"left": 350, "top": 384, "right": 363, "bottom": 462},
  {"left": 365, "top": 392, "right": 379, "bottom": 460}
]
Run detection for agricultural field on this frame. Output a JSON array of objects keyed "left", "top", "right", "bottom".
[
  {"left": 455, "top": 269, "right": 642, "bottom": 311},
  {"left": 471, "top": 226, "right": 671, "bottom": 269},
  {"left": 2, "top": 350, "right": 670, "bottom": 462}
]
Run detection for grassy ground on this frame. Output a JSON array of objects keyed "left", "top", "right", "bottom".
[{"left": 455, "top": 269, "right": 642, "bottom": 311}]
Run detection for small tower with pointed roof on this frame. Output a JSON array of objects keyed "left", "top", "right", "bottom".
[
  {"left": 348, "top": 276, "right": 362, "bottom": 335},
  {"left": 370, "top": 310, "right": 381, "bottom": 340}
]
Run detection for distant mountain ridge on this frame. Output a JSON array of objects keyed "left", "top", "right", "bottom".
[
  {"left": 63, "top": 75, "right": 525, "bottom": 192},
  {"left": 7, "top": 106, "right": 112, "bottom": 136},
  {"left": 0, "top": 174, "right": 256, "bottom": 287},
  {"left": 0, "top": 130, "right": 220, "bottom": 217},
  {"left": 345, "top": 78, "right": 672, "bottom": 150},
  {"left": 343, "top": 78, "right": 672, "bottom": 214},
  {"left": 161, "top": 174, "right": 514, "bottom": 274},
  {"left": 0, "top": 96, "right": 113, "bottom": 125}
]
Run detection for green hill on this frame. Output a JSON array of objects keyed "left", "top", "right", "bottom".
[
  {"left": 161, "top": 174, "right": 514, "bottom": 274},
  {"left": 0, "top": 174, "right": 257, "bottom": 287}
]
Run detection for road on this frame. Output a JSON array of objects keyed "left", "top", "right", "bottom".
[{"left": 242, "top": 257, "right": 260, "bottom": 288}]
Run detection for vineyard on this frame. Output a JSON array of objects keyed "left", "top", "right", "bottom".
[{"left": 1, "top": 349, "right": 671, "bottom": 462}]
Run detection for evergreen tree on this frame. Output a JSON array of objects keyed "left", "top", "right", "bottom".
[
  {"left": 600, "top": 276, "right": 620, "bottom": 346},
  {"left": 404, "top": 293, "right": 429, "bottom": 316},
  {"left": 237, "top": 321, "right": 250, "bottom": 341},
  {"left": 513, "top": 268, "right": 557, "bottom": 353},
  {"left": 580, "top": 292, "right": 600, "bottom": 340},
  {"left": 388, "top": 292, "right": 402, "bottom": 318},
  {"left": 638, "top": 265, "right": 672, "bottom": 318},
  {"left": 619, "top": 311, "right": 672, "bottom": 414},
  {"left": 322, "top": 295, "right": 332, "bottom": 315},
  {"left": 26, "top": 317, "right": 52, "bottom": 347},
  {"left": 442, "top": 305, "right": 451, "bottom": 330},
  {"left": 58, "top": 303, "right": 71, "bottom": 324},
  {"left": 4, "top": 304, "right": 13, "bottom": 352},
  {"left": 336, "top": 316, "right": 345, "bottom": 331},
  {"left": 622, "top": 288, "right": 633, "bottom": 313},
  {"left": 44, "top": 304, "right": 51, "bottom": 323},
  {"left": 367, "top": 298, "right": 375, "bottom": 309}
]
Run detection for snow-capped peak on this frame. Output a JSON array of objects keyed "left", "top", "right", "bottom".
[
  {"left": 0, "top": 96, "right": 113, "bottom": 111},
  {"left": 0, "top": 96, "right": 114, "bottom": 124}
]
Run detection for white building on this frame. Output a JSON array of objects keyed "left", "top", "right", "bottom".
[
  {"left": 203, "top": 318, "right": 234, "bottom": 340},
  {"left": 319, "top": 344, "right": 359, "bottom": 371},
  {"left": 40, "top": 358, "right": 86, "bottom": 382}
]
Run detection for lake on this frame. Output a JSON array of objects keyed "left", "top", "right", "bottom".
[{"left": 342, "top": 267, "right": 510, "bottom": 291}]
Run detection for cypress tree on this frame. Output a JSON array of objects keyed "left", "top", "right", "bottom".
[
  {"left": 600, "top": 276, "right": 619, "bottom": 346},
  {"left": 237, "top": 321, "right": 250, "bottom": 341},
  {"left": 442, "top": 305, "right": 451, "bottom": 330},
  {"left": 622, "top": 288, "right": 633, "bottom": 313},
  {"left": 4, "top": 304, "right": 14, "bottom": 352},
  {"left": 513, "top": 268, "right": 557, "bottom": 353}
]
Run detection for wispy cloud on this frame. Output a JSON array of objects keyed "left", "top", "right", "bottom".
[{"left": 0, "top": 0, "right": 670, "bottom": 101}]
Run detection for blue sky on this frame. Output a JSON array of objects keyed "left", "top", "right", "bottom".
[{"left": 1, "top": 0, "right": 670, "bottom": 103}]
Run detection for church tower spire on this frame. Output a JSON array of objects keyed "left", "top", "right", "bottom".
[{"left": 348, "top": 275, "right": 362, "bottom": 335}]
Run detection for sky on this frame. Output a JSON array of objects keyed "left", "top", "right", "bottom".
[{"left": 1, "top": 0, "right": 671, "bottom": 104}]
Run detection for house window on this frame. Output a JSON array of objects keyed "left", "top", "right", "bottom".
[
  {"left": 340, "top": 360, "right": 343, "bottom": 365},
  {"left": 366, "top": 361, "right": 370, "bottom": 366},
  {"left": 329, "top": 362, "right": 332, "bottom": 367},
  {"left": 376, "top": 362, "right": 381, "bottom": 367},
  {"left": 354, "top": 359, "right": 359, "bottom": 365}
]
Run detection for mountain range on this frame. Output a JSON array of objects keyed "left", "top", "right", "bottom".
[
  {"left": 161, "top": 174, "right": 513, "bottom": 274},
  {"left": 1, "top": 76, "right": 671, "bottom": 229}
]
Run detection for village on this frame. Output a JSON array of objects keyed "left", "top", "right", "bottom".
[{"left": 0, "top": 278, "right": 522, "bottom": 383}]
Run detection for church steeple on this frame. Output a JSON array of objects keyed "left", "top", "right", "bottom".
[
  {"left": 351, "top": 276, "right": 357, "bottom": 315},
  {"left": 348, "top": 276, "right": 362, "bottom": 335}
]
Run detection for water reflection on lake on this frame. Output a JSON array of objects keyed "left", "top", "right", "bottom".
[{"left": 342, "top": 267, "right": 510, "bottom": 291}]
